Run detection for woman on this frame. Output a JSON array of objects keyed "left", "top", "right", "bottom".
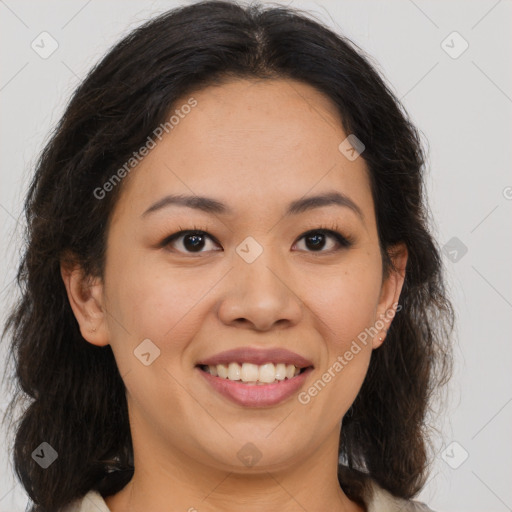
[{"left": 1, "top": 1, "right": 454, "bottom": 511}]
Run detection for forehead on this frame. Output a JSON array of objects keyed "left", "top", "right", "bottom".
[{"left": 112, "top": 78, "right": 374, "bottom": 225}]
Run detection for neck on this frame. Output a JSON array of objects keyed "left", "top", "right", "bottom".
[{"left": 104, "top": 426, "right": 363, "bottom": 512}]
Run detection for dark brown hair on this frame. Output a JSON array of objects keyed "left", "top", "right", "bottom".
[{"left": 1, "top": 1, "right": 454, "bottom": 510}]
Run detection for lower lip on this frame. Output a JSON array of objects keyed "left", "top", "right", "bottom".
[{"left": 196, "top": 366, "right": 313, "bottom": 407}]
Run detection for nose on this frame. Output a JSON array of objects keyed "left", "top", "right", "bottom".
[{"left": 216, "top": 251, "right": 304, "bottom": 332}]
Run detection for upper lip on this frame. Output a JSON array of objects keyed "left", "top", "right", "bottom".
[{"left": 196, "top": 347, "right": 314, "bottom": 369}]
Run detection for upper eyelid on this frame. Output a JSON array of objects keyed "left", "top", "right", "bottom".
[{"left": 169, "top": 228, "right": 342, "bottom": 241}]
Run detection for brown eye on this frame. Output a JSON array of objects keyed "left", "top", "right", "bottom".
[
  {"left": 294, "top": 229, "right": 353, "bottom": 253},
  {"left": 162, "top": 230, "right": 221, "bottom": 253}
]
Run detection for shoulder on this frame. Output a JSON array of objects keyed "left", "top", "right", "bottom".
[
  {"left": 60, "top": 490, "right": 110, "bottom": 512},
  {"left": 362, "top": 478, "right": 435, "bottom": 512}
]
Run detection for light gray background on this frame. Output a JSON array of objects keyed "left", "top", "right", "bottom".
[{"left": 1, "top": 1, "right": 511, "bottom": 511}]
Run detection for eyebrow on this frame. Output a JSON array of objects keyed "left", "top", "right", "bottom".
[{"left": 141, "top": 191, "right": 364, "bottom": 221}]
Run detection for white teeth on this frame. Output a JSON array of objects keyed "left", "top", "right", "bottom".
[
  {"left": 240, "top": 363, "right": 259, "bottom": 382},
  {"left": 275, "top": 363, "right": 287, "bottom": 380},
  {"left": 228, "top": 362, "right": 241, "bottom": 381},
  {"left": 203, "top": 362, "right": 305, "bottom": 384},
  {"left": 216, "top": 364, "right": 228, "bottom": 379},
  {"left": 258, "top": 363, "right": 276, "bottom": 383}
]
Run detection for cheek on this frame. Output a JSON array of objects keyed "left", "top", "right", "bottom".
[
  {"left": 103, "top": 257, "right": 212, "bottom": 399},
  {"left": 106, "top": 251, "right": 198, "bottom": 334},
  {"left": 297, "top": 260, "right": 379, "bottom": 410},
  {"left": 303, "top": 257, "right": 382, "bottom": 350}
]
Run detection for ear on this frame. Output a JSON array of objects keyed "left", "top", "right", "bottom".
[
  {"left": 60, "top": 255, "right": 110, "bottom": 347},
  {"left": 372, "top": 242, "right": 408, "bottom": 349}
]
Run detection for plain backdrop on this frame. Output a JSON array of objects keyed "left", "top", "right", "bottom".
[{"left": 1, "top": 1, "right": 511, "bottom": 511}]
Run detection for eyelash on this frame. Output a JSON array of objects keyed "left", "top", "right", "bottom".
[{"left": 160, "top": 222, "right": 354, "bottom": 255}]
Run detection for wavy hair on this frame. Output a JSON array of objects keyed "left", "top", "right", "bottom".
[{"left": 1, "top": 1, "right": 454, "bottom": 510}]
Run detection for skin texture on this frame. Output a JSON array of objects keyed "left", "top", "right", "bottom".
[{"left": 61, "top": 78, "right": 407, "bottom": 512}]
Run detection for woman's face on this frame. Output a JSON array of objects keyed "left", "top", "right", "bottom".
[{"left": 65, "top": 78, "right": 406, "bottom": 474}]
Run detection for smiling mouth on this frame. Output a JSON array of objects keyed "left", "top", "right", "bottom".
[{"left": 197, "top": 362, "right": 312, "bottom": 385}]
